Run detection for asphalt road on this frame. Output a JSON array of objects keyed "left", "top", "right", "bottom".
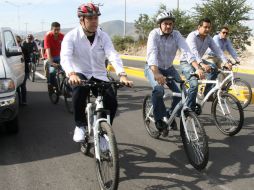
[{"left": 0, "top": 64, "right": 254, "bottom": 190}]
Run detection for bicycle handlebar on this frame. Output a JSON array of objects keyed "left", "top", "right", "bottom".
[{"left": 75, "top": 80, "right": 125, "bottom": 89}]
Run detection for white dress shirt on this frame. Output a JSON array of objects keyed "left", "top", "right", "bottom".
[{"left": 60, "top": 26, "right": 124, "bottom": 81}]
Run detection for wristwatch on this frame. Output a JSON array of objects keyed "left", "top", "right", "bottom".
[{"left": 118, "top": 72, "right": 127, "bottom": 77}]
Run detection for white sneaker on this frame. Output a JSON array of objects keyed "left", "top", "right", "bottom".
[{"left": 73, "top": 126, "right": 86, "bottom": 142}]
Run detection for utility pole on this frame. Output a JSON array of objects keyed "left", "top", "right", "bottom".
[
  {"left": 177, "top": 0, "right": 179, "bottom": 10},
  {"left": 124, "top": 0, "right": 126, "bottom": 37},
  {"left": 24, "top": 22, "right": 28, "bottom": 35}
]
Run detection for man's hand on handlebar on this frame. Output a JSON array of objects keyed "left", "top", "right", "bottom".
[
  {"left": 195, "top": 68, "right": 205, "bottom": 80},
  {"left": 120, "top": 76, "right": 133, "bottom": 87},
  {"left": 68, "top": 74, "right": 81, "bottom": 85},
  {"left": 154, "top": 73, "right": 166, "bottom": 85},
  {"left": 224, "top": 61, "right": 233, "bottom": 70},
  {"left": 51, "top": 62, "right": 60, "bottom": 67},
  {"left": 200, "top": 63, "right": 212, "bottom": 73}
]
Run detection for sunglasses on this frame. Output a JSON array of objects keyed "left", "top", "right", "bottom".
[{"left": 222, "top": 31, "right": 228, "bottom": 35}]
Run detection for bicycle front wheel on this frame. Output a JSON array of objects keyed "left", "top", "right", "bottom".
[
  {"left": 95, "top": 122, "right": 119, "bottom": 190},
  {"left": 225, "top": 78, "right": 252, "bottom": 109},
  {"left": 142, "top": 95, "right": 160, "bottom": 139},
  {"left": 211, "top": 93, "right": 244, "bottom": 136},
  {"left": 180, "top": 111, "right": 209, "bottom": 170}
]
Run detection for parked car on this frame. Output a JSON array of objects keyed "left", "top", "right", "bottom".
[{"left": 0, "top": 27, "right": 24, "bottom": 133}]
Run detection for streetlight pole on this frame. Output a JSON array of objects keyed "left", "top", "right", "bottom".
[{"left": 124, "top": 0, "right": 126, "bottom": 37}]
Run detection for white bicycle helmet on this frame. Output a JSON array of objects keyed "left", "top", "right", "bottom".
[{"left": 156, "top": 11, "right": 175, "bottom": 24}]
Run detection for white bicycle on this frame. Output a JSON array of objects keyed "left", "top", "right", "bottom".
[
  {"left": 143, "top": 75, "right": 209, "bottom": 170},
  {"left": 194, "top": 70, "right": 244, "bottom": 136},
  {"left": 80, "top": 80, "right": 124, "bottom": 190}
]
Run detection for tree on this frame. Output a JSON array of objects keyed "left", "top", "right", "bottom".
[
  {"left": 134, "top": 14, "right": 154, "bottom": 42},
  {"left": 194, "top": 0, "right": 253, "bottom": 51},
  {"left": 171, "top": 9, "right": 196, "bottom": 37},
  {"left": 112, "top": 35, "right": 134, "bottom": 51}
]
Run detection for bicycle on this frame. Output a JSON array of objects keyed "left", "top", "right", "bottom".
[
  {"left": 47, "top": 64, "right": 73, "bottom": 113},
  {"left": 28, "top": 51, "right": 39, "bottom": 82},
  {"left": 80, "top": 80, "right": 124, "bottom": 190},
  {"left": 194, "top": 69, "right": 244, "bottom": 136},
  {"left": 142, "top": 76, "right": 209, "bottom": 170},
  {"left": 221, "top": 61, "right": 252, "bottom": 109},
  {"left": 198, "top": 61, "right": 252, "bottom": 109}
]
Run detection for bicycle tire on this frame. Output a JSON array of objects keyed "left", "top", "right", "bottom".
[
  {"left": 180, "top": 111, "right": 209, "bottom": 170},
  {"left": 63, "top": 82, "right": 73, "bottom": 113},
  {"left": 225, "top": 78, "right": 252, "bottom": 109},
  {"left": 32, "top": 63, "right": 36, "bottom": 82},
  {"left": 95, "top": 121, "right": 119, "bottom": 190},
  {"left": 142, "top": 95, "right": 160, "bottom": 139},
  {"left": 48, "top": 84, "right": 59, "bottom": 104},
  {"left": 211, "top": 93, "right": 244, "bottom": 136}
]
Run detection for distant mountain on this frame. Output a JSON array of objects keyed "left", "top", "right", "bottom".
[
  {"left": 100, "top": 20, "right": 137, "bottom": 38},
  {"left": 34, "top": 20, "right": 137, "bottom": 40}
]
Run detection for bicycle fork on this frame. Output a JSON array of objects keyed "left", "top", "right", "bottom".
[{"left": 181, "top": 107, "right": 199, "bottom": 143}]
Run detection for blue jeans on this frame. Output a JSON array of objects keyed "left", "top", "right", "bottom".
[
  {"left": 180, "top": 60, "right": 217, "bottom": 110},
  {"left": 47, "top": 56, "right": 60, "bottom": 86},
  {"left": 144, "top": 64, "right": 181, "bottom": 121}
]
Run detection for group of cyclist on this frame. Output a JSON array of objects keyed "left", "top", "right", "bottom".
[
  {"left": 145, "top": 11, "right": 241, "bottom": 137},
  {"left": 18, "top": 2, "right": 241, "bottom": 144}
]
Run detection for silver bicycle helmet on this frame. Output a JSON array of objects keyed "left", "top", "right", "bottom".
[{"left": 156, "top": 11, "right": 175, "bottom": 24}]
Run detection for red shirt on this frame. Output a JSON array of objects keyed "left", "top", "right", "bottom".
[{"left": 44, "top": 31, "right": 64, "bottom": 58}]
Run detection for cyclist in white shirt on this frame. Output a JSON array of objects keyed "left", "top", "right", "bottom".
[{"left": 61, "top": 3, "right": 133, "bottom": 142}]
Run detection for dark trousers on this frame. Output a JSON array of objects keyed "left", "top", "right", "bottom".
[
  {"left": 20, "top": 73, "right": 29, "bottom": 103},
  {"left": 72, "top": 73, "right": 118, "bottom": 127}
]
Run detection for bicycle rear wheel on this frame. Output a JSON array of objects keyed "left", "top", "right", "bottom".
[
  {"left": 211, "top": 93, "right": 244, "bottom": 136},
  {"left": 48, "top": 84, "right": 59, "bottom": 104},
  {"left": 63, "top": 81, "right": 73, "bottom": 113},
  {"left": 225, "top": 78, "right": 252, "bottom": 109},
  {"left": 142, "top": 95, "right": 160, "bottom": 139},
  {"left": 180, "top": 111, "right": 209, "bottom": 170},
  {"left": 95, "top": 121, "right": 119, "bottom": 190},
  {"left": 29, "top": 63, "right": 36, "bottom": 82}
]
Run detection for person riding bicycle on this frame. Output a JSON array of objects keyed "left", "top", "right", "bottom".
[
  {"left": 60, "top": 3, "right": 133, "bottom": 142},
  {"left": 204, "top": 26, "right": 239, "bottom": 69},
  {"left": 20, "top": 34, "right": 38, "bottom": 105},
  {"left": 180, "top": 18, "right": 230, "bottom": 111},
  {"left": 44, "top": 22, "right": 64, "bottom": 91},
  {"left": 145, "top": 11, "right": 199, "bottom": 137}
]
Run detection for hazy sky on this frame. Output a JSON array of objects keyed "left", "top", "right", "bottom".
[{"left": 0, "top": 0, "right": 253, "bottom": 33}]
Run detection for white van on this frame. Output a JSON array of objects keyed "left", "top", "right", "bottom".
[{"left": 0, "top": 27, "right": 25, "bottom": 133}]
